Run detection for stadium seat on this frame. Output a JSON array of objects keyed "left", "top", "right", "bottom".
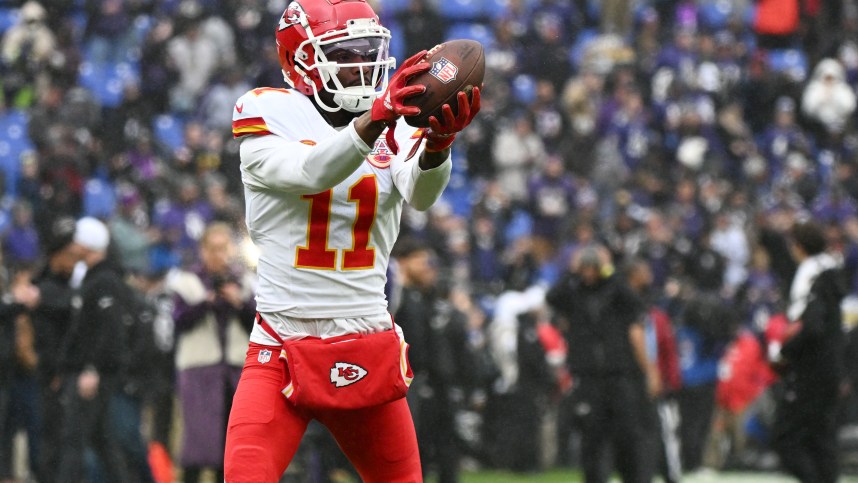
[
  {"left": 743, "top": 3, "right": 757, "bottom": 28},
  {"left": 153, "top": 114, "right": 186, "bottom": 152},
  {"left": 569, "top": 28, "right": 599, "bottom": 68},
  {"left": 586, "top": 0, "right": 601, "bottom": 21},
  {"left": 386, "top": 21, "right": 406, "bottom": 66},
  {"left": 767, "top": 48, "right": 808, "bottom": 82},
  {"left": 698, "top": 0, "right": 733, "bottom": 31},
  {"left": 484, "top": 0, "right": 509, "bottom": 19},
  {"left": 511, "top": 74, "right": 536, "bottom": 105},
  {"left": 79, "top": 62, "right": 114, "bottom": 107},
  {"left": 0, "top": 109, "right": 35, "bottom": 197},
  {"left": 440, "top": 0, "right": 484, "bottom": 21},
  {"left": 445, "top": 22, "right": 495, "bottom": 47},
  {"left": 485, "top": 0, "right": 539, "bottom": 19},
  {"left": 83, "top": 175, "right": 117, "bottom": 219},
  {"left": 79, "top": 61, "right": 139, "bottom": 108},
  {"left": 0, "top": 7, "right": 18, "bottom": 34},
  {"left": 68, "top": 10, "right": 88, "bottom": 40},
  {"left": 378, "top": 0, "right": 411, "bottom": 16}
]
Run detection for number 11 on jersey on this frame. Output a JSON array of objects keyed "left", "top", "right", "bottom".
[{"left": 296, "top": 175, "right": 378, "bottom": 270}]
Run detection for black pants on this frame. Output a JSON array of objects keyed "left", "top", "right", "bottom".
[
  {"left": 483, "top": 390, "right": 542, "bottom": 473},
  {"left": 39, "top": 381, "right": 65, "bottom": 483},
  {"left": 677, "top": 382, "right": 716, "bottom": 472},
  {"left": 409, "top": 377, "right": 460, "bottom": 482},
  {"left": 773, "top": 383, "right": 839, "bottom": 483},
  {"left": 573, "top": 374, "right": 655, "bottom": 483},
  {"left": 57, "top": 376, "right": 129, "bottom": 483},
  {"left": 0, "top": 385, "right": 10, "bottom": 480}
]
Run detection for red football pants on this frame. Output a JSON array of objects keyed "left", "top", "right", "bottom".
[{"left": 224, "top": 343, "right": 422, "bottom": 482}]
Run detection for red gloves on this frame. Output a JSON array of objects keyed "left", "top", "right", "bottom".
[
  {"left": 425, "top": 86, "right": 481, "bottom": 153},
  {"left": 371, "top": 50, "right": 430, "bottom": 154}
]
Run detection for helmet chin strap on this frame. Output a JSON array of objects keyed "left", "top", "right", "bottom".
[{"left": 333, "top": 88, "right": 376, "bottom": 112}]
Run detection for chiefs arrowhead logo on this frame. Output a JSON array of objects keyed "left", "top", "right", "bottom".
[
  {"left": 279, "top": 1, "right": 305, "bottom": 30},
  {"left": 235, "top": 102, "right": 244, "bottom": 113},
  {"left": 330, "top": 362, "right": 368, "bottom": 387}
]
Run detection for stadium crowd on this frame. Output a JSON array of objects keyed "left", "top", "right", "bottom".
[{"left": 2, "top": 0, "right": 858, "bottom": 481}]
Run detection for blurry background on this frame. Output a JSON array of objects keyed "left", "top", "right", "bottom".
[{"left": 3, "top": 0, "right": 858, "bottom": 482}]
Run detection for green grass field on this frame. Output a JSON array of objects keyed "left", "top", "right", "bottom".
[{"left": 447, "top": 469, "right": 858, "bottom": 482}]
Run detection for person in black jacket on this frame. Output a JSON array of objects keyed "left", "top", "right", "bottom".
[
  {"left": 0, "top": 259, "right": 41, "bottom": 481},
  {"left": 31, "top": 216, "right": 83, "bottom": 483},
  {"left": 56, "top": 217, "right": 132, "bottom": 483},
  {"left": 772, "top": 220, "right": 846, "bottom": 483},
  {"left": 546, "top": 245, "right": 657, "bottom": 483},
  {"left": 393, "top": 238, "right": 472, "bottom": 483}
]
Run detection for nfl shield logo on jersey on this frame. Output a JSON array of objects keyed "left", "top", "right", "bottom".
[
  {"left": 330, "top": 362, "right": 368, "bottom": 387},
  {"left": 258, "top": 349, "right": 272, "bottom": 364},
  {"left": 430, "top": 57, "right": 458, "bottom": 84}
]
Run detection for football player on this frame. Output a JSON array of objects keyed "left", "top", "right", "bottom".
[{"left": 224, "top": 0, "right": 479, "bottom": 482}]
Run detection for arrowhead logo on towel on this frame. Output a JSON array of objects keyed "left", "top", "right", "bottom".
[{"left": 330, "top": 362, "right": 368, "bottom": 387}]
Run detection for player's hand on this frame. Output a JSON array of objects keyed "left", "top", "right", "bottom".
[
  {"left": 425, "top": 86, "right": 481, "bottom": 152},
  {"left": 371, "top": 50, "right": 430, "bottom": 124}
]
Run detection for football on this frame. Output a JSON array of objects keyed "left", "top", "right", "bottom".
[{"left": 403, "top": 39, "right": 485, "bottom": 128}]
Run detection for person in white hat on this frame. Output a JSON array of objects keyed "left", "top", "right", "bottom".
[{"left": 56, "top": 217, "right": 148, "bottom": 482}]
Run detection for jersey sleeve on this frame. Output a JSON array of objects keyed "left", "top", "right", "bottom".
[
  {"left": 234, "top": 88, "right": 374, "bottom": 194},
  {"left": 390, "top": 127, "right": 452, "bottom": 211}
]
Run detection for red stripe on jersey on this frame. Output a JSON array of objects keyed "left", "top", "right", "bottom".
[{"left": 232, "top": 117, "right": 271, "bottom": 138}]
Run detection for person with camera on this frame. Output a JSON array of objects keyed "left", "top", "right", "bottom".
[{"left": 170, "top": 222, "right": 256, "bottom": 483}]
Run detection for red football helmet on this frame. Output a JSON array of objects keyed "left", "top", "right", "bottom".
[{"left": 275, "top": 0, "right": 395, "bottom": 113}]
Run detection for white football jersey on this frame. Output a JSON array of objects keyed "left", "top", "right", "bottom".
[{"left": 232, "top": 87, "right": 451, "bottom": 320}]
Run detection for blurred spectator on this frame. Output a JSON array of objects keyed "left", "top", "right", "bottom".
[
  {"left": 0, "top": 1, "right": 57, "bottom": 105},
  {"left": 712, "top": 326, "right": 777, "bottom": 469},
  {"left": 56, "top": 217, "right": 130, "bottom": 483},
  {"left": 601, "top": 0, "right": 632, "bottom": 37},
  {"left": 484, "top": 282, "right": 550, "bottom": 473},
  {"left": 139, "top": 18, "right": 179, "bottom": 114},
  {"left": 153, "top": 175, "right": 214, "bottom": 268},
  {"left": 0, "top": 264, "right": 41, "bottom": 482},
  {"left": 199, "top": 69, "right": 251, "bottom": 131},
  {"left": 546, "top": 245, "right": 656, "bottom": 483},
  {"left": 772, "top": 220, "right": 846, "bottom": 483},
  {"left": 169, "top": 222, "right": 254, "bottom": 483},
  {"left": 758, "top": 96, "right": 813, "bottom": 184},
  {"left": 109, "top": 183, "right": 152, "bottom": 274},
  {"left": 627, "top": 257, "right": 682, "bottom": 483},
  {"left": 393, "top": 238, "right": 468, "bottom": 483},
  {"left": 83, "top": 0, "right": 134, "bottom": 65},
  {"left": 559, "top": 69, "right": 604, "bottom": 175},
  {"left": 530, "top": 80, "right": 566, "bottom": 152},
  {"left": 801, "top": 58, "right": 857, "bottom": 140},
  {"left": 492, "top": 112, "right": 545, "bottom": 205},
  {"left": 523, "top": 14, "right": 572, "bottom": 89},
  {"left": 3, "top": 201, "right": 40, "bottom": 265},
  {"left": 675, "top": 292, "right": 736, "bottom": 474},
  {"left": 167, "top": 8, "right": 223, "bottom": 113},
  {"left": 127, "top": 263, "right": 176, "bottom": 465},
  {"left": 709, "top": 212, "right": 750, "bottom": 295},
  {"left": 527, "top": 153, "right": 575, "bottom": 257},
  {"left": 31, "top": 217, "right": 83, "bottom": 483},
  {"left": 394, "top": 0, "right": 445, "bottom": 58},
  {"left": 0, "top": 259, "right": 40, "bottom": 483},
  {"left": 110, "top": 270, "right": 160, "bottom": 483}
]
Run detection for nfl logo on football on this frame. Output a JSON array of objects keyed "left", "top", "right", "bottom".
[
  {"left": 258, "top": 349, "right": 272, "bottom": 364},
  {"left": 430, "top": 57, "right": 458, "bottom": 84}
]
